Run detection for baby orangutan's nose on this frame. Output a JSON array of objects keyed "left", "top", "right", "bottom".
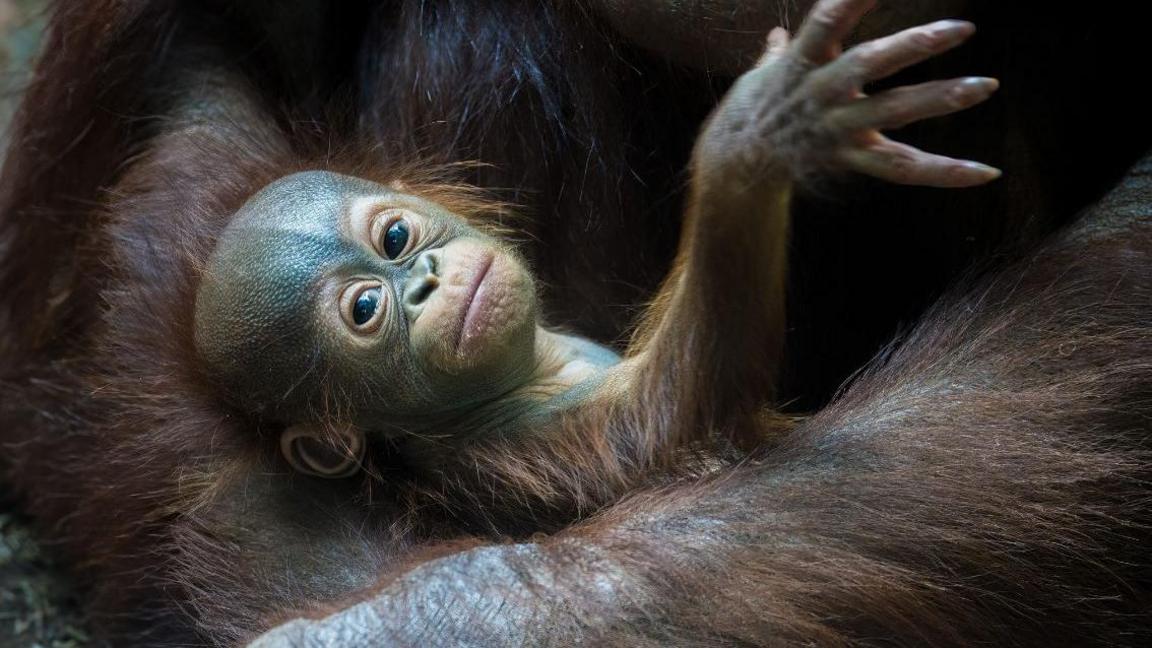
[{"left": 403, "top": 248, "right": 441, "bottom": 321}]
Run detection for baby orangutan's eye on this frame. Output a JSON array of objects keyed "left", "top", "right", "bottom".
[
  {"left": 340, "top": 281, "right": 387, "bottom": 334},
  {"left": 383, "top": 220, "right": 410, "bottom": 259},
  {"left": 373, "top": 209, "right": 419, "bottom": 260},
  {"left": 354, "top": 288, "right": 381, "bottom": 325}
]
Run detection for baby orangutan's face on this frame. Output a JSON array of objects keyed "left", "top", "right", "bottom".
[{"left": 194, "top": 171, "right": 539, "bottom": 427}]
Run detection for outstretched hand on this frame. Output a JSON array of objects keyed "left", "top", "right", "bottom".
[{"left": 700, "top": 0, "right": 1000, "bottom": 188}]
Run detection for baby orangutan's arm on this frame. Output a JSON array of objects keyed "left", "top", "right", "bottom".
[{"left": 621, "top": 0, "right": 1000, "bottom": 453}]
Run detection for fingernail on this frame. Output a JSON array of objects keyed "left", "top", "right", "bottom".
[
  {"left": 951, "top": 77, "right": 1000, "bottom": 103},
  {"left": 929, "top": 19, "right": 975, "bottom": 40},
  {"left": 966, "top": 162, "right": 1002, "bottom": 179},
  {"left": 963, "top": 77, "right": 999, "bottom": 93}
]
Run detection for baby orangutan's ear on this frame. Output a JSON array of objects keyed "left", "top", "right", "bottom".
[{"left": 280, "top": 423, "right": 366, "bottom": 479}]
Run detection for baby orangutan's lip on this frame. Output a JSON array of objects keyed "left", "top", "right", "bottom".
[{"left": 454, "top": 251, "right": 495, "bottom": 355}]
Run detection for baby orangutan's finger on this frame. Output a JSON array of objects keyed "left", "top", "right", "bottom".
[
  {"left": 808, "top": 20, "right": 975, "bottom": 101},
  {"left": 839, "top": 138, "right": 1001, "bottom": 188},
  {"left": 830, "top": 77, "right": 999, "bottom": 131},
  {"left": 792, "top": 0, "right": 877, "bottom": 64},
  {"left": 756, "top": 27, "right": 793, "bottom": 66}
]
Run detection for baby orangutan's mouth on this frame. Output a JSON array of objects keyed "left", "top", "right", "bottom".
[{"left": 454, "top": 252, "right": 495, "bottom": 355}]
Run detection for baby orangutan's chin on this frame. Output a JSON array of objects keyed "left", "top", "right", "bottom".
[{"left": 412, "top": 241, "right": 537, "bottom": 380}]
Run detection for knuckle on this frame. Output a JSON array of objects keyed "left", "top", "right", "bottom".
[
  {"left": 878, "top": 147, "right": 917, "bottom": 182},
  {"left": 806, "top": 117, "right": 839, "bottom": 149},
  {"left": 822, "top": 109, "right": 849, "bottom": 134},
  {"left": 786, "top": 52, "right": 819, "bottom": 75},
  {"left": 909, "top": 28, "right": 940, "bottom": 51},
  {"left": 851, "top": 43, "right": 882, "bottom": 70},
  {"left": 809, "top": 7, "right": 846, "bottom": 32}
]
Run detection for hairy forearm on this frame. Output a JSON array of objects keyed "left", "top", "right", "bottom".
[{"left": 625, "top": 136, "right": 793, "bottom": 452}]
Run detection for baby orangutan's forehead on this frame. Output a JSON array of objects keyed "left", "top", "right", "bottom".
[
  {"left": 230, "top": 170, "right": 387, "bottom": 232},
  {"left": 193, "top": 172, "right": 388, "bottom": 417},
  {"left": 207, "top": 173, "right": 374, "bottom": 301}
]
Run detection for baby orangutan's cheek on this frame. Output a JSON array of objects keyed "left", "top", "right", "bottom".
[{"left": 410, "top": 240, "right": 536, "bottom": 381}]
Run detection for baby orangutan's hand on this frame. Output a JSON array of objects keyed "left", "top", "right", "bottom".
[{"left": 697, "top": 0, "right": 1000, "bottom": 189}]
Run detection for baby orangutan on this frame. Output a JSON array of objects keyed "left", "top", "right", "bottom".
[{"left": 195, "top": 0, "right": 999, "bottom": 500}]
